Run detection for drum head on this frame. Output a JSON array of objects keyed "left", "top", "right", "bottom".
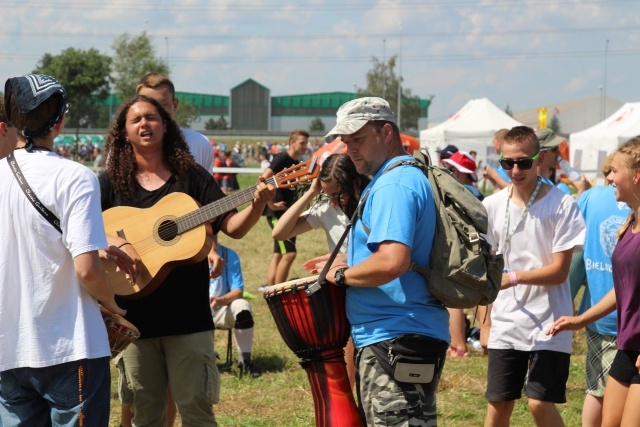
[
  {"left": 100, "top": 306, "right": 139, "bottom": 334},
  {"left": 264, "top": 275, "right": 319, "bottom": 297}
]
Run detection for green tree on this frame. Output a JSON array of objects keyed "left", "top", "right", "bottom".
[
  {"left": 205, "top": 116, "right": 229, "bottom": 130},
  {"left": 357, "top": 55, "right": 422, "bottom": 131},
  {"left": 215, "top": 115, "right": 228, "bottom": 130},
  {"left": 204, "top": 118, "right": 217, "bottom": 130},
  {"left": 174, "top": 100, "right": 200, "bottom": 128},
  {"left": 549, "top": 114, "right": 562, "bottom": 134},
  {"left": 33, "top": 48, "right": 112, "bottom": 128},
  {"left": 309, "top": 117, "right": 325, "bottom": 132},
  {"left": 111, "top": 31, "right": 169, "bottom": 100}
]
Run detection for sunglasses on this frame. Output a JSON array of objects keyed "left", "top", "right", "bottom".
[
  {"left": 321, "top": 190, "right": 346, "bottom": 203},
  {"left": 64, "top": 103, "right": 71, "bottom": 115},
  {"left": 499, "top": 152, "right": 540, "bottom": 170}
]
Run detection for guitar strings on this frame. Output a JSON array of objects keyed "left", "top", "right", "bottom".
[{"left": 155, "top": 169, "right": 312, "bottom": 239}]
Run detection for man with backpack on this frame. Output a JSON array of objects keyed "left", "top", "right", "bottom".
[
  {"left": 480, "top": 126, "right": 585, "bottom": 427},
  {"left": 323, "top": 97, "right": 449, "bottom": 426}
]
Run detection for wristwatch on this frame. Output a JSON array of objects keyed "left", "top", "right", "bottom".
[{"left": 334, "top": 267, "right": 348, "bottom": 287}]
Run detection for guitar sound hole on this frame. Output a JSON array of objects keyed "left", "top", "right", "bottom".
[{"left": 157, "top": 220, "right": 178, "bottom": 242}]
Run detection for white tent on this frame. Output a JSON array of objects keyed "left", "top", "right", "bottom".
[
  {"left": 420, "top": 98, "right": 523, "bottom": 169},
  {"left": 570, "top": 102, "right": 640, "bottom": 183}
]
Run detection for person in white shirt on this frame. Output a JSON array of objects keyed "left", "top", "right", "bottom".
[
  {"left": 0, "top": 74, "right": 132, "bottom": 426},
  {"left": 480, "top": 126, "right": 585, "bottom": 427}
]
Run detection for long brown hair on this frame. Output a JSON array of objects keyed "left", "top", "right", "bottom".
[
  {"left": 319, "top": 153, "right": 370, "bottom": 218},
  {"left": 104, "top": 95, "right": 195, "bottom": 198},
  {"left": 616, "top": 136, "right": 640, "bottom": 237}
]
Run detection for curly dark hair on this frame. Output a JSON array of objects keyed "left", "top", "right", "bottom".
[
  {"left": 104, "top": 95, "right": 196, "bottom": 199},
  {"left": 319, "top": 153, "right": 370, "bottom": 218}
]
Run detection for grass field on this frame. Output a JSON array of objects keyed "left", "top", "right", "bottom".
[{"left": 108, "top": 173, "right": 589, "bottom": 426}]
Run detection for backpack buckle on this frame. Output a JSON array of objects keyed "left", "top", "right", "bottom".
[{"left": 469, "top": 232, "right": 480, "bottom": 243}]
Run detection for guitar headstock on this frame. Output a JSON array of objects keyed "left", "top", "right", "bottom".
[{"left": 274, "top": 156, "right": 320, "bottom": 189}]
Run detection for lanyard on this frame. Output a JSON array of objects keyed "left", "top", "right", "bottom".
[{"left": 502, "top": 177, "right": 542, "bottom": 251}]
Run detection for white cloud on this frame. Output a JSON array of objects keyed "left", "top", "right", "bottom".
[{"left": 564, "top": 78, "right": 585, "bottom": 93}]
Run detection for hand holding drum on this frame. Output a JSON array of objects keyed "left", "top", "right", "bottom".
[{"left": 99, "top": 306, "right": 140, "bottom": 359}]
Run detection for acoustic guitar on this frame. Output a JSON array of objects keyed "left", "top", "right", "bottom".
[{"left": 103, "top": 156, "right": 319, "bottom": 299}]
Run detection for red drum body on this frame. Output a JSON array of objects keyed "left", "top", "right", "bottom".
[
  {"left": 101, "top": 308, "right": 140, "bottom": 359},
  {"left": 264, "top": 276, "right": 363, "bottom": 427}
]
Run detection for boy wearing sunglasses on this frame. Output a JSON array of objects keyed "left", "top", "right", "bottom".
[{"left": 479, "top": 126, "right": 585, "bottom": 427}]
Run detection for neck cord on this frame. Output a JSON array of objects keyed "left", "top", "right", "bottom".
[{"left": 502, "top": 177, "right": 542, "bottom": 252}]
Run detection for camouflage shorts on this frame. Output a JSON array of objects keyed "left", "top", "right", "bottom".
[{"left": 356, "top": 344, "right": 445, "bottom": 427}]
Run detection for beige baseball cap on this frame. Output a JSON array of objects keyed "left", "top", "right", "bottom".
[
  {"left": 325, "top": 97, "right": 396, "bottom": 142},
  {"left": 535, "top": 128, "right": 565, "bottom": 150}
]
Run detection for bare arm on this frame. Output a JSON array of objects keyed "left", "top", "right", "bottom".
[
  {"left": 501, "top": 247, "right": 574, "bottom": 289},
  {"left": 74, "top": 251, "right": 125, "bottom": 316},
  {"left": 483, "top": 165, "right": 510, "bottom": 191},
  {"left": 220, "top": 179, "right": 275, "bottom": 238},
  {"left": 324, "top": 241, "right": 410, "bottom": 288},
  {"left": 476, "top": 304, "right": 492, "bottom": 354},
  {"left": 272, "top": 178, "right": 321, "bottom": 240},
  {"left": 547, "top": 287, "right": 616, "bottom": 335},
  {"left": 210, "top": 288, "right": 243, "bottom": 309},
  {"left": 572, "top": 174, "right": 592, "bottom": 199},
  {"left": 208, "top": 235, "right": 225, "bottom": 278}
]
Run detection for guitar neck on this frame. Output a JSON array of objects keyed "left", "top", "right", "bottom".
[{"left": 175, "top": 175, "right": 278, "bottom": 234}]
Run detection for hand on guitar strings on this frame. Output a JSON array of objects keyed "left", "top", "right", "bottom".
[
  {"left": 101, "top": 244, "right": 140, "bottom": 284},
  {"left": 254, "top": 177, "right": 277, "bottom": 205}
]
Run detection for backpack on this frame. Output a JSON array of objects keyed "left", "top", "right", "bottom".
[{"left": 362, "top": 150, "right": 503, "bottom": 309}]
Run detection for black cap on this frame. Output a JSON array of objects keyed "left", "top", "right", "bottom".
[
  {"left": 436, "top": 144, "right": 459, "bottom": 160},
  {"left": 4, "top": 74, "right": 67, "bottom": 152}
]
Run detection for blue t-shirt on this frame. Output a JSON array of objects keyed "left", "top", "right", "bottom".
[
  {"left": 539, "top": 176, "right": 571, "bottom": 196},
  {"left": 497, "top": 165, "right": 511, "bottom": 183},
  {"left": 577, "top": 186, "right": 630, "bottom": 336},
  {"left": 464, "top": 184, "right": 484, "bottom": 201},
  {"left": 209, "top": 245, "right": 244, "bottom": 297},
  {"left": 347, "top": 155, "right": 449, "bottom": 348}
]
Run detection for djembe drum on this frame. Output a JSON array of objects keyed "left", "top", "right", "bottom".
[
  {"left": 264, "top": 276, "right": 363, "bottom": 427},
  {"left": 100, "top": 307, "right": 140, "bottom": 358}
]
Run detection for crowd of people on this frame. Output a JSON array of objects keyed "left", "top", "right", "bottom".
[{"left": 2, "top": 74, "right": 640, "bottom": 427}]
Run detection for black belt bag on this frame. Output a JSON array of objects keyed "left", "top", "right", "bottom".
[{"left": 369, "top": 334, "right": 447, "bottom": 384}]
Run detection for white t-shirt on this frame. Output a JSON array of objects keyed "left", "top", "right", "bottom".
[
  {"left": 182, "top": 128, "right": 213, "bottom": 174},
  {"left": 483, "top": 184, "right": 585, "bottom": 353},
  {"left": 0, "top": 150, "right": 110, "bottom": 370},
  {"left": 302, "top": 199, "right": 349, "bottom": 253}
]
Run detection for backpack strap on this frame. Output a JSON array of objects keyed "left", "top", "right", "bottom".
[
  {"left": 357, "top": 158, "right": 425, "bottom": 235},
  {"left": 360, "top": 159, "right": 426, "bottom": 236}
]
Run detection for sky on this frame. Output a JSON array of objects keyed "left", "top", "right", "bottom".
[{"left": 2, "top": 0, "right": 639, "bottom": 125}]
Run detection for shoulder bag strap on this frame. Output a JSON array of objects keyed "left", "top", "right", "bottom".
[
  {"left": 307, "top": 188, "right": 371, "bottom": 296},
  {"left": 6, "top": 152, "right": 62, "bottom": 234}
]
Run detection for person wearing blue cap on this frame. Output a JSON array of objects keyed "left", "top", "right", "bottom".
[
  {"left": 436, "top": 144, "right": 458, "bottom": 165},
  {"left": 0, "top": 74, "right": 134, "bottom": 426}
]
